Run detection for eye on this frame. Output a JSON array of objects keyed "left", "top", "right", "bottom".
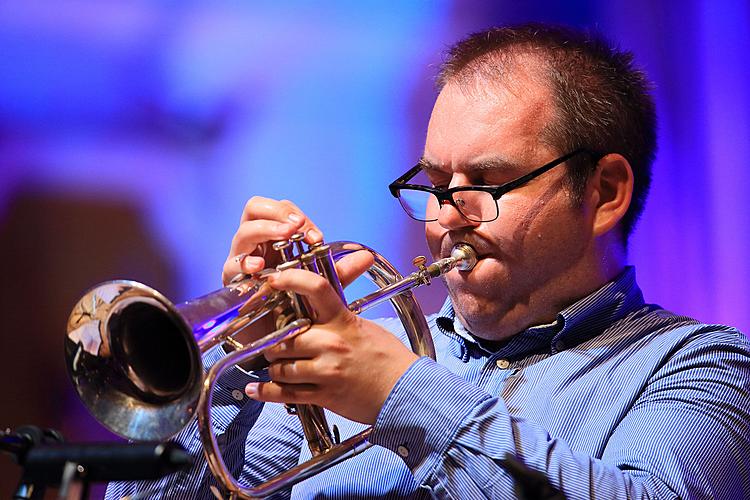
[
  {"left": 421, "top": 169, "right": 451, "bottom": 189},
  {"left": 474, "top": 174, "right": 506, "bottom": 187}
]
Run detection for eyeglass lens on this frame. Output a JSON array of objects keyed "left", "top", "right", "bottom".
[{"left": 398, "top": 189, "right": 499, "bottom": 222}]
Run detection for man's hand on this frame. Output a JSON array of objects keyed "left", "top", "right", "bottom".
[
  {"left": 244, "top": 266, "right": 420, "bottom": 425},
  {"left": 222, "top": 196, "right": 324, "bottom": 285}
]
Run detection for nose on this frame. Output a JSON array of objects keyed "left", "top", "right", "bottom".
[{"left": 436, "top": 197, "right": 481, "bottom": 230}]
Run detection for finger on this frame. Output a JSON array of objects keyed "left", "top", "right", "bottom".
[
  {"left": 263, "top": 331, "right": 331, "bottom": 362},
  {"left": 267, "top": 359, "right": 318, "bottom": 384},
  {"left": 241, "top": 197, "right": 323, "bottom": 245},
  {"left": 229, "top": 219, "right": 304, "bottom": 257},
  {"left": 245, "top": 381, "right": 318, "bottom": 404},
  {"left": 222, "top": 254, "right": 265, "bottom": 285},
  {"left": 224, "top": 218, "right": 307, "bottom": 285},
  {"left": 237, "top": 254, "right": 266, "bottom": 274},
  {"left": 334, "top": 250, "right": 375, "bottom": 288},
  {"left": 266, "top": 269, "right": 349, "bottom": 323},
  {"left": 240, "top": 196, "right": 304, "bottom": 224}
]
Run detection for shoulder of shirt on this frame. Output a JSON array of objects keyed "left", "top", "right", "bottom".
[
  {"left": 622, "top": 305, "right": 750, "bottom": 356},
  {"left": 372, "top": 304, "right": 750, "bottom": 360}
]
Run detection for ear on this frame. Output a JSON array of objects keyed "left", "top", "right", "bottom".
[{"left": 588, "top": 153, "right": 634, "bottom": 238}]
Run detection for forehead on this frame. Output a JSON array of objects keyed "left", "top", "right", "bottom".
[{"left": 424, "top": 66, "right": 556, "bottom": 170}]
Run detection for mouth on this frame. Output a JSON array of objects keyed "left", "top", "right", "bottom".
[
  {"left": 438, "top": 242, "right": 495, "bottom": 278},
  {"left": 441, "top": 240, "right": 493, "bottom": 261}
]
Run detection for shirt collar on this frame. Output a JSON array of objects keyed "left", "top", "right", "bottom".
[{"left": 435, "top": 266, "right": 644, "bottom": 359}]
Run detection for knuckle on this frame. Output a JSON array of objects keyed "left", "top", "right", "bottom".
[
  {"left": 307, "top": 357, "right": 326, "bottom": 377},
  {"left": 348, "top": 314, "right": 366, "bottom": 331},
  {"left": 310, "top": 276, "right": 330, "bottom": 294},
  {"left": 244, "top": 196, "right": 275, "bottom": 219},
  {"left": 318, "top": 334, "right": 348, "bottom": 355},
  {"left": 325, "top": 360, "right": 344, "bottom": 379},
  {"left": 279, "top": 200, "right": 297, "bottom": 216},
  {"left": 329, "top": 338, "right": 349, "bottom": 355},
  {"left": 280, "top": 199, "right": 300, "bottom": 211},
  {"left": 278, "top": 362, "right": 291, "bottom": 378},
  {"left": 232, "top": 222, "right": 254, "bottom": 247},
  {"left": 246, "top": 195, "right": 264, "bottom": 208},
  {"left": 244, "top": 196, "right": 259, "bottom": 215}
]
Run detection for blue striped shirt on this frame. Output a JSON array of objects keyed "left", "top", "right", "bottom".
[{"left": 106, "top": 267, "right": 750, "bottom": 499}]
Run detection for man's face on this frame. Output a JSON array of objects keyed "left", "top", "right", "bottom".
[{"left": 423, "top": 70, "right": 596, "bottom": 340}]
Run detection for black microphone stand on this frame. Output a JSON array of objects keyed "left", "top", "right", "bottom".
[
  {"left": 2, "top": 426, "right": 192, "bottom": 500},
  {"left": 2, "top": 425, "right": 65, "bottom": 499}
]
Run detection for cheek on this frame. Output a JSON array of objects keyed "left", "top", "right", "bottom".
[
  {"left": 425, "top": 222, "right": 443, "bottom": 258},
  {"left": 482, "top": 201, "right": 535, "bottom": 254},
  {"left": 524, "top": 204, "right": 591, "bottom": 261}
]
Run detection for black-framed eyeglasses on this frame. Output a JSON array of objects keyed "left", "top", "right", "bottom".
[{"left": 388, "top": 149, "right": 595, "bottom": 222}]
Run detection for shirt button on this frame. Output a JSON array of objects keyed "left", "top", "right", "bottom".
[
  {"left": 231, "top": 389, "right": 245, "bottom": 401},
  {"left": 397, "top": 445, "right": 410, "bottom": 458},
  {"left": 496, "top": 359, "right": 510, "bottom": 369},
  {"left": 554, "top": 341, "right": 565, "bottom": 351}
]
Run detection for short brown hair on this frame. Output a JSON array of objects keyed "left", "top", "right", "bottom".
[{"left": 438, "top": 23, "right": 657, "bottom": 242}]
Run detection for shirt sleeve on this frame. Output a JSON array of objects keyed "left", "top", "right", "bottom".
[{"left": 368, "top": 331, "right": 750, "bottom": 499}]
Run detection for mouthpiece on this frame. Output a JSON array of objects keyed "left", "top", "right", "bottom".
[
  {"left": 450, "top": 243, "right": 478, "bottom": 272},
  {"left": 347, "top": 243, "right": 478, "bottom": 315},
  {"left": 425, "top": 243, "right": 478, "bottom": 278}
]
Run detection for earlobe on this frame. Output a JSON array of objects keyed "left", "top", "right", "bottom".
[{"left": 591, "top": 154, "right": 634, "bottom": 237}]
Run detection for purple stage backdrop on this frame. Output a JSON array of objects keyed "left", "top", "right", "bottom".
[{"left": 0, "top": 0, "right": 748, "bottom": 496}]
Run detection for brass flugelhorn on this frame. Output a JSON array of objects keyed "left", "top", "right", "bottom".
[{"left": 65, "top": 235, "right": 477, "bottom": 498}]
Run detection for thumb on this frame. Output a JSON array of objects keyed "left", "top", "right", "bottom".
[{"left": 334, "top": 249, "right": 374, "bottom": 288}]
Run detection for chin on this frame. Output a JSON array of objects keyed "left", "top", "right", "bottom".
[
  {"left": 445, "top": 257, "right": 506, "bottom": 295},
  {"left": 446, "top": 282, "right": 501, "bottom": 326},
  {"left": 446, "top": 289, "right": 502, "bottom": 334},
  {"left": 443, "top": 258, "right": 513, "bottom": 335}
]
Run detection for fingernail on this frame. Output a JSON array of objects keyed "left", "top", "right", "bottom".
[
  {"left": 288, "top": 213, "right": 302, "bottom": 223},
  {"left": 234, "top": 252, "right": 248, "bottom": 264},
  {"left": 245, "top": 383, "right": 258, "bottom": 398},
  {"left": 241, "top": 255, "right": 264, "bottom": 272}
]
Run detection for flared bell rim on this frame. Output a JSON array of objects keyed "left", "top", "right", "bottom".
[{"left": 65, "top": 280, "right": 203, "bottom": 441}]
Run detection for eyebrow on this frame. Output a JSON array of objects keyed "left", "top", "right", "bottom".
[{"left": 417, "top": 156, "right": 526, "bottom": 175}]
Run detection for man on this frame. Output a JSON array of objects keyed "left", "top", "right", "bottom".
[{"left": 108, "top": 24, "right": 750, "bottom": 499}]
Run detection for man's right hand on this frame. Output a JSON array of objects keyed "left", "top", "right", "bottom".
[{"left": 221, "top": 196, "right": 324, "bottom": 286}]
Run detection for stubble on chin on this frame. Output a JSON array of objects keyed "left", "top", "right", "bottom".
[
  {"left": 445, "top": 276, "right": 498, "bottom": 330},
  {"left": 442, "top": 261, "right": 535, "bottom": 340}
]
